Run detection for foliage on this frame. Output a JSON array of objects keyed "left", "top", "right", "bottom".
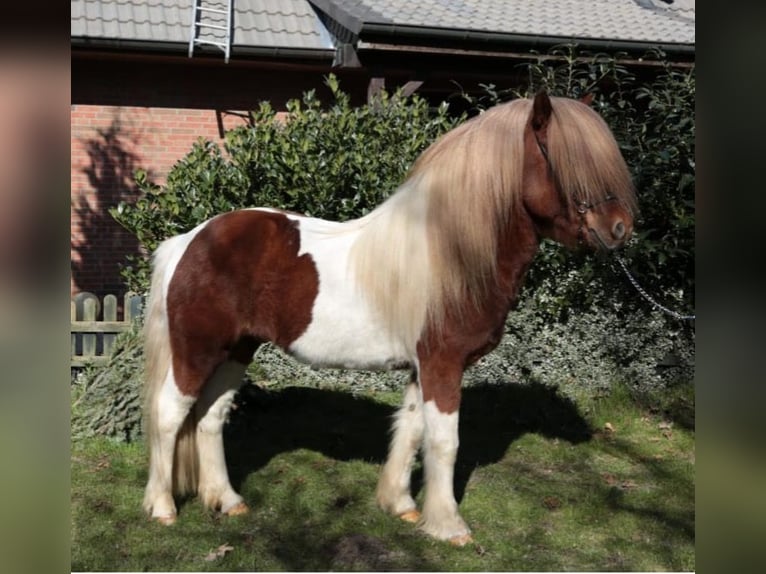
[
  {"left": 69, "top": 298, "right": 693, "bottom": 444},
  {"left": 71, "top": 320, "right": 145, "bottom": 442},
  {"left": 111, "top": 75, "right": 459, "bottom": 293},
  {"left": 112, "top": 48, "right": 694, "bottom": 326},
  {"left": 75, "top": 48, "right": 695, "bottom": 572},
  {"left": 92, "top": 47, "right": 694, "bottom": 441},
  {"left": 472, "top": 300, "right": 694, "bottom": 406}
]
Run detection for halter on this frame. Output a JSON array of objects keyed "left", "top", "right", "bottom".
[{"left": 533, "top": 131, "right": 617, "bottom": 234}]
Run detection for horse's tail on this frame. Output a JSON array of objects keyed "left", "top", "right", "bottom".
[{"left": 143, "top": 236, "right": 199, "bottom": 500}]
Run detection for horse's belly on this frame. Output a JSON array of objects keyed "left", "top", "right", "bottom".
[{"left": 287, "top": 298, "right": 411, "bottom": 371}]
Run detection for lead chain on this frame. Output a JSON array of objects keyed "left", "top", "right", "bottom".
[{"left": 612, "top": 255, "right": 696, "bottom": 321}]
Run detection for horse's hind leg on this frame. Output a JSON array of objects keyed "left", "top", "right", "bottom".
[
  {"left": 143, "top": 366, "right": 196, "bottom": 524},
  {"left": 377, "top": 373, "right": 424, "bottom": 521},
  {"left": 195, "top": 359, "right": 250, "bottom": 515}
]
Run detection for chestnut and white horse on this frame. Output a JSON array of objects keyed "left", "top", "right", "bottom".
[{"left": 141, "top": 91, "right": 636, "bottom": 545}]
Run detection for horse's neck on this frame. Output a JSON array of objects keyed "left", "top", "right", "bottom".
[{"left": 493, "top": 216, "right": 541, "bottom": 309}]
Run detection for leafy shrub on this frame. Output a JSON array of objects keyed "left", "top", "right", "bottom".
[{"left": 80, "top": 50, "right": 694, "bottom": 442}]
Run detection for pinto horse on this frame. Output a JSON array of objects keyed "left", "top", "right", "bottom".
[{"left": 142, "top": 91, "right": 637, "bottom": 545}]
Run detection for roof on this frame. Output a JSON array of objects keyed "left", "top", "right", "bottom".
[
  {"left": 312, "top": 0, "right": 694, "bottom": 47},
  {"left": 71, "top": 0, "right": 335, "bottom": 53},
  {"left": 71, "top": 0, "right": 694, "bottom": 59}
]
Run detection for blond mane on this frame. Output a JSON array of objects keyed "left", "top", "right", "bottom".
[{"left": 348, "top": 96, "right": 635, "bottom": 351}]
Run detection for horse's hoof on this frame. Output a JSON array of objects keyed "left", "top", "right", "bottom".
[
  {"left": 225, "top": 502, "right": 249, "bottom": 516},
  {"left": 398, "top": 510, "right": 421, "bottom": 523},
  {"left": 154, "top": 514, "right": 176, "bottom": 526},
  {"left": 448, "top": 533, "right": 473, "bottom": 547}
]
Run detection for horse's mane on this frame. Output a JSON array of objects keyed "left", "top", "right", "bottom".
[{"left": 348, "top": 96, "right": 636, "bottom": 351}]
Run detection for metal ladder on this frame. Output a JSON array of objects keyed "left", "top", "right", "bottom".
[{"left": 188, "top": 0, "right": 234, "bottom": 63}]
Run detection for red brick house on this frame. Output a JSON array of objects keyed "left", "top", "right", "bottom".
[{"left": 71, "top": 0, "right": 694, "bottom": 298}]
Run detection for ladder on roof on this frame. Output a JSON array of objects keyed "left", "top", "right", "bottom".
[{"left": 188, "top": 0, "right": 233, "bottom": 63}]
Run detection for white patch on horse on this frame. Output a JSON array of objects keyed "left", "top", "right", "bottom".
[
  {"left": 376, "top": 380, "right": 424, "bottom": 515},
  {"left": 196, "top": 360, "right": 247, "bottom": 514},
  {"left": 419, "top": 400, "right": 470, "bottom": 540},
  {"left": 283, "top": 213, "right": 413, "bottom": 371}
]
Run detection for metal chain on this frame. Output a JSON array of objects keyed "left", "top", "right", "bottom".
[{"left": 612, "top": 255, "right": 696, "bottom": 321}]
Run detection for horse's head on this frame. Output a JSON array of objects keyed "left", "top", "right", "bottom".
[{"left": 522, "top": 91, "right": 637, "bottom": 251}]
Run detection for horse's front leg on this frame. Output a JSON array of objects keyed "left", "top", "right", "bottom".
[
  {"left": 417, "top": 361, "right": 472, "bottom": 546},
  {"left": 377, "top": 373, "right": 424, "bottom": 522}
]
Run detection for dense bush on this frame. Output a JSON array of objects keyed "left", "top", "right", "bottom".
[{"left": 71, "top": 321, "right": 144, "bottom": 441}]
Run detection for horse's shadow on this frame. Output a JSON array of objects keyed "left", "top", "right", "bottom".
[{"left": 224, "top": 381, "right": 592, "bottom": 502}]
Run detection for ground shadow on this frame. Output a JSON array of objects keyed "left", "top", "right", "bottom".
[{"left": 223, "top": 381, "right": 592, "bottom": 503}]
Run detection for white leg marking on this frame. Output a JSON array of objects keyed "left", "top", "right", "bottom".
[
  {"left": 196, "top": 361, "right": 247, "bottom": 514},
  {"left": 419, "top": 400, "right": 470, "bottom": 541},
  {"left": 377, "top": 381, "right": 424, "bottom": 516},
  {"left": 143, "top": 367, "right": 196, "bottom": 521}
]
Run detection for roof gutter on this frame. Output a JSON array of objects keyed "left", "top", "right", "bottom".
[
  {"left": 71, "top": 37, "right": 336, "bottom": 62},
  {"left": 360, "top": 23, "right": 695, "bottom": 59}
]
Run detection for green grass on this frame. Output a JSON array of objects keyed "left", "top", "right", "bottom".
[{"left": 71, "top": 381, "right": 694, "bottom": 571}]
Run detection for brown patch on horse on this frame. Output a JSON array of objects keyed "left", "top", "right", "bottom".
[
  {"left": 166, "top": 210, "right": 319, "bottom": 396},
  {"left": 417, "top": 220, "right": 541, "bottom": 414}
]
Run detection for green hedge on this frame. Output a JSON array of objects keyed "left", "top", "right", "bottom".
[{"left": 112, "top": 49, "right": 694, "bottom": 325}]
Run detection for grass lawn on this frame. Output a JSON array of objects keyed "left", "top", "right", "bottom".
[{"left": 71, "top": 380, "right": 694, "bottom": 572}]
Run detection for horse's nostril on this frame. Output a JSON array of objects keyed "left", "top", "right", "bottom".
[{"left": 612, "top": 221, "right": 625, "bottom": 240}]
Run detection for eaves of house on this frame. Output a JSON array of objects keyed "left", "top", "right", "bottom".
[{"left": 71, "top": 0, "right": 695, "bottom": 65}]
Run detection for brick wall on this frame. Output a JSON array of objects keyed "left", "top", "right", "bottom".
[{"left": 70, "top": 104, "right": 251, "bottom": 297}]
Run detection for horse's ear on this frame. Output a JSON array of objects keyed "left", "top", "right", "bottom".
[
  {"left": 580, "top": 93, "right": 595, "bottom": 106},
  {"left": 531, "top": 90, "right": 552, "bottom": 132}
]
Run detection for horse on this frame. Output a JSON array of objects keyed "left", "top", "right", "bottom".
[{"left": 141, "top": 91, "right": 637, "bottom": 546}]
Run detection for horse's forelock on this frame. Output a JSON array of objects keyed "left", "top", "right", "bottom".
[{"left": 547, "top": 98, "right": 638, "bottom": 216}]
